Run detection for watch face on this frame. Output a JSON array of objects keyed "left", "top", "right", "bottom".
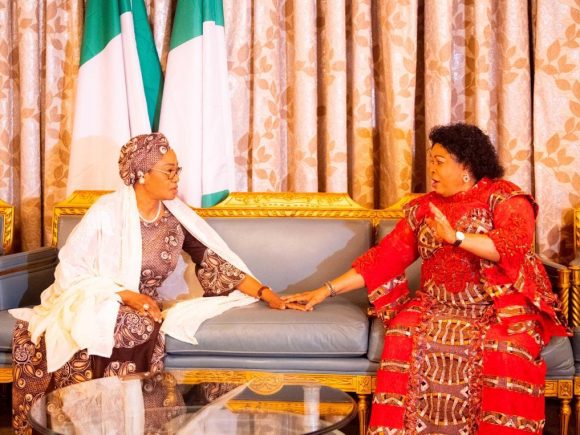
[{"left": 456, "top": 231, "right": 465, "bottom": 241}]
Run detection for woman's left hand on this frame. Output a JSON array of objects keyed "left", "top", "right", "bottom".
[
  {"left": 282, "top": 288, "right": 330, "bottom": 311},
  {"left": 265, "top": 294, "right": 308, "bottom": 311},
  {"left": 117, "top": 290, "right": 163, "bottom": 323},
  {"left": 266, "top": 296, "right": 287, "bottom": 310},
  {"left": 427, "top": 202, "right": 456, "bottom": 244}
]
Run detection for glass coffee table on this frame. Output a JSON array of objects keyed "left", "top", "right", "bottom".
[{"left": 29, "top": 371, "right": 357, "bottom": 434}]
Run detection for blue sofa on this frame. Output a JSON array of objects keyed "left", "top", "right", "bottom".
[{"left": 0, "top": 191, "right": 575, "bottom": 434}]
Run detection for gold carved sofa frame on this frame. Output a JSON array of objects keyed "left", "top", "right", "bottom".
[
  {"left": 0, "top": 191, "right": 575, "bottom": 435},
  {"left": 0, "top": 199, "right": 14, "bottom": 255}
]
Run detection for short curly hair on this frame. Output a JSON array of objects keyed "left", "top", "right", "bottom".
[{"left": 429, "top": 123, "right": 504, "bottom": 181}]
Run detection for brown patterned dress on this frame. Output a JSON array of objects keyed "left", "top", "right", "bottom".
[{"left": 11, "top": 209, "right": 245, "bottom": 434}]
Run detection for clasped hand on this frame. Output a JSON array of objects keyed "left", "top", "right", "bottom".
[
  {"left": 266, "top": 297, "right": 309, "bottom": 311},
  {"left": 281, "top": 287, "right": 329, "bottom": 311}
]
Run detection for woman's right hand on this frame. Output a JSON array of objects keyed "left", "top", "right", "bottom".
[
  {"left": 281, "top": 287, "right": 329, "bottom": 311},
  {"left": 117, "top": 290, "right": 162, "bottom": 323}
]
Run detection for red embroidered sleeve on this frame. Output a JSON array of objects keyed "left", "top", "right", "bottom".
[
  {"left": 483, "top": 195, "right": 548, "bottom": 337},
  {"left": 352, "top": 218, "right": 418, "bottom": 292},
  {"left": 483, "top": 196, "right": 535, "bottom": 285},
  {"left": 352, "top": 218, "right": 418, "bottom": 323}
]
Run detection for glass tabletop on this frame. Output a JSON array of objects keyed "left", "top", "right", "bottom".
[{"left": 29, "top": 371, "right": 357, "bottom": 434}]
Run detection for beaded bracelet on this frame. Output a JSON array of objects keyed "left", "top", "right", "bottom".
[
  {"left": 324, "top": 281, "right": 337, "bottom": 297},
  {"left": 257, "top": 285, "right": 269, "bottom": 300}
]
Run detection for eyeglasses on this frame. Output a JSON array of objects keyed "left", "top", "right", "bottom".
[{"left": 150, "top": 167, "right": 182, "bottom": 180}]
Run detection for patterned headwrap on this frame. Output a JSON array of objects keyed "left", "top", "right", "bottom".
[{"left": 118, "top": 133, "right": 171, "bottom": 185}]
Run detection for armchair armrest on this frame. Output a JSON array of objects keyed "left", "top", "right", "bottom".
[
  {"left": 539, "top": 255, "right": 568, "bottom": 271},
  {"left": 0, "top": 198, "right": 14, "bottom": 255},
  {"left": 0, "top": 255, "right": 58, "bottom": 310},
  {"left": 0, "top": 246, "right": 58, "bottom": 275},
  {"left": 568, "top": 265, "right": 580, "bottom": 328}
]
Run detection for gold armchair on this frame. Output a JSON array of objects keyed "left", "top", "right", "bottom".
[
  {"left": 570, "top": 207, "right": 580, "bottom": 434},
  {"left": 0, "top": 199, "right": 14, "bottom": 255}
]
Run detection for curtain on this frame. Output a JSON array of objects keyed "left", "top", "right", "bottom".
[{"left": 0, "top": 0, "right": 578, "bottom": 261}]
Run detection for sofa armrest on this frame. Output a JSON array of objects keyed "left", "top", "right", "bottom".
[
  {"left": 0, "top": 246, "right": 58, "bottom": 275},
  {"left": 539, "top": 255, "right": 568, "bottom": 272},
  {"left": 367, "top": 317, "right": 385, "bottom": 362},
  {"left": 0, "top": 256, "right": 57, "bottom": 310}
]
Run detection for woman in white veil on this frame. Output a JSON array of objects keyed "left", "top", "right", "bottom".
[{"left": 10, "top": 133, "right": 302, "bottom": 434}]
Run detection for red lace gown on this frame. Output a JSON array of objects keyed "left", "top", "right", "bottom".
[{"left": 353, "top": 178, "right": 567, "bottom": 434}]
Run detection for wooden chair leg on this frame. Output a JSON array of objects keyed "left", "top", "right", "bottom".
[
  {"left": 357, "top": 394, "right": 369, "bottom": 435},
  {"left": 561, "top": 398, "right": 571, "bottom": 435},
  {"left": 575, "top": 397, "right": 580, "bottom": 435}
]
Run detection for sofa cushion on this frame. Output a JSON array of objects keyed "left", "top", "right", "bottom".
[
  {"left": 0, "top": 299, "right": 371, "bottom": 368},
  {"left": 0, "top": 260, "right": 57, "bottom": 310},
  {"left": 165, "top": 354, "right": 379, "bottom": 375},
  {"left": 56, "top": 215, "right": 83, "bottom": 249},
  {"left": 166, "top": 297, "right": 369, "bottom": 357},
  {"left": 0, "top": 309, "right": 15, "bottom": 352},
  {"left": 206, "top": 218, "right": 372, "bottom": 303},
  {"left": 58, "top": 216, "right": 375, "bottom": 291},
  {"left": 368, "top": 317, "right": 574, "bottom": 377},
  {"left": 51, "top": 216, "right": 374, "bottom": 301},
  {"left": 543, "top": 336, "right": 575, "bottom": 378}
]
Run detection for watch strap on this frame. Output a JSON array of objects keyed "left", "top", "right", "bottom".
[{"left": 453, "top": 231, "right": 464, "bottom": 247}]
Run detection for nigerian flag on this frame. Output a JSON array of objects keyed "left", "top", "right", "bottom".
[
  {"left": 67, "top": 0, "right": 162, "bottom": 195},
  {"left": 159, "top": 0, "right": 235, "bottom": 207}
]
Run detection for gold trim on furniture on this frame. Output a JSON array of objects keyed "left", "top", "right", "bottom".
[
  {"left": 50, "top": 190, "right": 111, "bottom": 246},
  {"left": 570, "top": 266, "right": 580, "bottom": 328},
  {"left": 195, "top": 192, "right": 418, "bottom": 223},
  {"left": 0, "top": 199, "right": 14, "bottom": 254},
  {"left": 574, "top": 208, "right": 580, "bottom": 258},
  {"left": 226, "top": 400, "right": 355, "bottom": 416},
  {"left": 546, "top": 379, "right": 573, "bottom": 435},
  {"left": 573, "top": 208, "right": 580, "bottom": 330},
  {"left": 573, "top": 376, "right": 580, "bottom": 435},
  {"left": 170, "top": 369, "right": 373, "bottom": 395},
  {"left": 1, "top": 190, "right": 573, "bottom": 435},
  {"left": 558, "top": 268, "right": 572, "bottom": 323},
  {"left": 51, "top": 190, "right": 420, "bottom": 246},
  {"left": 0, "top": 369, "right": 12, "bottom": 383}
]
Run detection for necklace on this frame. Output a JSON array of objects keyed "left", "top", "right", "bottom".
[{"left": 139, "top": 201, "right": 162, "bottom": 223}]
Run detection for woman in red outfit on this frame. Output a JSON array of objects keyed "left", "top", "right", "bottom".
[{"left": 284, "top": 123, "right": 568, "bottom": 434}]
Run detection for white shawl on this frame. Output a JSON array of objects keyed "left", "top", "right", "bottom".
[{"left": 10, "top": 186, "right": 255, "bottom": 372}]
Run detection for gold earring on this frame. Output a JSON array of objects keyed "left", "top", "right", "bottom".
[{"left": 463, "top": 174, "right": 470, "bottom": 183}]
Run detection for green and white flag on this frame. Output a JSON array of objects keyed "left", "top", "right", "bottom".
[
  {"left": 159, "top": 0, "right": 235, "bottom": 207},
  {"left": 67, "top": 0, "right": 162, "bottom": 195}
]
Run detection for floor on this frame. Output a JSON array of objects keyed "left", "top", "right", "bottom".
[{"left": 0, "top": 385, "right": 570, "bottom": 434}]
